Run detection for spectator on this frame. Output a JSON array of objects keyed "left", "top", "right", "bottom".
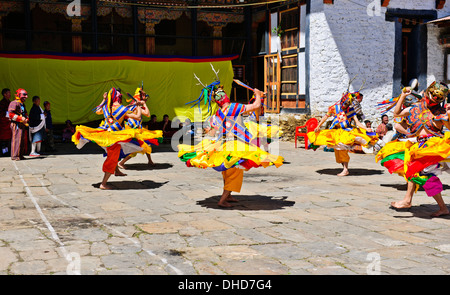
[
  {"left": 0, "top": 88, "right": 12, "bottom": 157},
  {"left": 43, "top": 101, "right": 56, "bottom": 152},
  {"left": 146, "top": 114, "right": 160, "bottom": 130},
  {"left": 376, "top": 114, "right": 389, "bottom": 139},
  {"left": 162, "top": 114, "right": 177, "bottom": 138},
  {"left": 29, "top": 95, "right": 46, "bottom": 157},
  {"left": 62, "top": 120, "right": 75, "bottom": 143},
  {"left": 8, "top": 89, "right": 29, "bottom": 161},
  {"left": 364, "top": 120, "right": 372, "bottom": 129},
  {"left": 182, "top": 118, "right": 194, "bottom": 136}
]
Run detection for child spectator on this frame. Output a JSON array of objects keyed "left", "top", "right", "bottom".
[
  {"left": 62, "top": 120, "right": 75, "bottom": 143},
  {"left": 43, "top": 101, "right": 56, "bottom": 152}
]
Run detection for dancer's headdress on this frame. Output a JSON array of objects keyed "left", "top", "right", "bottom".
[
  {"left": 425, "top": 81, "right": 449, "bottom": 106},
  {"left": 335, "top": 75, "right": 365, "bottom": 110},
  {"left": 186, "top": 64, "right": 228, "bottom": 114},
  {"left": 126, "top": 81, "right": 149, "bottom": 103},
  {"left": 15, "top": 88, "right": 26, "bottom": 101}
]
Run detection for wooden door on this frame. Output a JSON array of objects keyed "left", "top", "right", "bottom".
[{"left": 264, "top": 53, "right": 281, "bottom": 113}]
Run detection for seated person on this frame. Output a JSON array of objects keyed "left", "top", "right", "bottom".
[
  {"left": 146, "top": 114, "right": 161, "bottom": 130},
  {"left": 162, "top": 114, "right": 177, "bottom": 138}
]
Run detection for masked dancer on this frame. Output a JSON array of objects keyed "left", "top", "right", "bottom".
[
  {"left": 307, "top": 80, "right": 378, "bottom": 176},
  {"left": 72, "top": 87, "right": 162, "bottom": 190},
  {"left": 178, "top": 65, "right": 284, "bottom": 208},
  {"left": 118, "top": 87, "right": 162, "bottom": 169},
  {"left": 375, "top": 81, "right": 450, "bottom": 217}
]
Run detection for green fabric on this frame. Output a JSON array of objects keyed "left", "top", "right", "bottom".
[
  {"left": 180, "top": 152, "right": 198, "bottom": 162},
  {"left": 410, "top": 175, "right": 430, "bottom": 186},
  {"left": 380, "top": 151, "right": 405, "bottom": 166},
  {"left": 0, "top": 56, "right": 234, "bottom": 124}
]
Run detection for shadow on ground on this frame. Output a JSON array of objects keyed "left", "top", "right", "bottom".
[
  {"left": 380, "top": 183, "right": 450, "bottom": 191},
  {"left": 316, "top": 168, "right": 383, "bottom": 176},
  {"left": 390, "top": 204, "right": 450, "bottom": 220},
  {"left": 42, "top": 142, "right": 177, "bottom": 156},
  {"left": 92, "top": 180, "right": 168, "bottom": 190},
  {"left": 197, "top": 195, "right": 295, "bottom": 211},
  {"left": 119, "top": 163, "right": 173, "bottom": 171}
]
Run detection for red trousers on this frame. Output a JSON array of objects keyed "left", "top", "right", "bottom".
[
  {"left": 10, "top": 122, "right": 28, "bottom": 160},
  {"left": 102, "top": 144, "right": 121, "bottom": 174}
]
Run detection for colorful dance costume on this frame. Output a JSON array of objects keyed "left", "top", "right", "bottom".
[
  {"left": 375, "top": 82, "right": 450, "bottom": 196},
  {"left": 8, "top": 89, "right": 29, "bottom": 160},
  {"left": 72, "top": 88, "right": 162, "bottom": 174},
  {"left": 178, "top": 69, "right": 283, "bottom": 193},
  {"left": 307, "top": 91, "right": 378, "bottom": 163},
  {"left": 124, "top": 88, "right": 163, "bottom": 159}
]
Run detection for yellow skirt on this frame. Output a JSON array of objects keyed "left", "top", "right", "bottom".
[
  {"left": 307, "top": 128, "right": 378, "bottom": 150},
  {"left": 72, "top": 125, "right": 163, "bottom": 155},
  {"left": 178, "top": 138, "right": 284, "bottom": 172}
]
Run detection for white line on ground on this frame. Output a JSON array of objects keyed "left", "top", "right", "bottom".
[{"left": 14, "top": 160, "right": 184, "bottom": 275}]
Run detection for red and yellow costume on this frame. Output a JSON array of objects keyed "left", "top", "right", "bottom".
[
  {"left": 178, "top": 72, "right": 283, "bottom": 193},
  {"left": 376, "top": 82, "right": 450, "bottom": 196},
  {"left": 307, "top": 91, "right": 378, "bottom": 164},
  {"left": 72, "top": 88, "right": 162, "bottom": 174}
]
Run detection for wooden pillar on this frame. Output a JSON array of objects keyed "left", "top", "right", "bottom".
[
  {"left": 145, "top": 23, "right": 155, "bottom": 55},
  {"left": 24, "top": 0, "right": 32, "bottom": 50},
  {"left": 72, "top": 18, "right": 82, "bottom": 53},
  {"left": 91, "top": 0, "right": 98, "bottom": 53},
  {"left": 0, "top": 17, "right": 3, "bottom": 51},
  {"left": 436, "top": 0, "right": 446, "bottom": 9},
  {"left": 212, "top": 26, "right": 222, "bottom": 56}
]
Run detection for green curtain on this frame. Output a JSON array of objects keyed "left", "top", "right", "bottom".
[{"left": 0, "top": 54, "right": 235, "bottom": 125}]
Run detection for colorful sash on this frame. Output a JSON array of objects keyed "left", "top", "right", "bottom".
[
  {"left": 215, "top": 103, "right": 251, "bottom": 143},
  {"left": 328, "top": 104, "right": 356, "bottom": 130},
  {"left": 99, "top": 104, "right": 136, "bottom": 131}
]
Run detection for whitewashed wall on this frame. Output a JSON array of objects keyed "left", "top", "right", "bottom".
[
  {"left": 308, "top": 0, "right": 450, "bottom": 127},
  {"left": 427, "top": 1, "right": 450, "bottom": 86},
  {"left": 309, "top": 0, "right": 394, "bottom": 125}
]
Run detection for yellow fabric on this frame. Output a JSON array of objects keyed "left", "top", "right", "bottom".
[
  {"left": 0, "top": 55, "right": 234, "bottom": 124},
  {"left": 334, "top": 150, "right": 350, "bottom": 163},
  {"left": 307, "top": 128, "right": 378, "bottom": 148},
  {"left": 72, "top": 125, "right": 162, "bottom": 154},
  {"left": 406, "top": 133, "right": 450, "bottom": 160},
  {"left": 244, "top": 121, "right": 282, "bottom": 140},
  {"left": 375, "top": 140, "right": 408, "bottom": 163},
  {"left": 178, "top": 138, "right": 284, "bottom": 170},
  {"left": 222, "top": 167, "right": 244, "bottom": 192}
]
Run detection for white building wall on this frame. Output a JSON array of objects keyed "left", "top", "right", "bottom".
[
  {"left": 427, "top": 1, "right": 450, "bottom": 86},
  {"left": 309, "top": 0, "right": 394, "bottom": 124},
  {"left": 309, "top": 0, "right": 450, "bottom": 126}
]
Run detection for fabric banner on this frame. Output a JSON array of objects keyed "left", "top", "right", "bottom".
[{"left": 0, "top": 52, "right": 237, "bottom": 124}]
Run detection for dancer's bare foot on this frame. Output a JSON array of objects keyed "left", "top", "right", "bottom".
[
  {"left": 431, "top": 208, "right": 450, "bottom": 217},
  {"left": 337, "top": 170, "right": 349, "bottom": 176},
  {"left": 226, "top": 196, "right": 238, "bottom": 202},
  {"left": 100, "top": 183, "right": 113, "bottom": 190},
  {"left": 115, "top": 170, "right": 127, "bottom": 177},
  {"left": 218, "top": 201, "right": 233, "bottom": 208},
  {"left": 390, "top": 200, "right": 412, "bottom": 209},
  {"left": 148, "top": 161, "right": 155, "bottom": 166}
]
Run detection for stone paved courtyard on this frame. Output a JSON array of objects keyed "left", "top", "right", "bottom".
[{"left": 0, "top": 140, "right": 450, "bottom": 275}]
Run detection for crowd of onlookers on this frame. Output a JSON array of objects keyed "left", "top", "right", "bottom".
[{"left": 0, "top": 87, "right": 194, "bottom": 159}]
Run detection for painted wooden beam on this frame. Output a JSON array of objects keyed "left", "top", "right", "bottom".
[
  {"left": 323, "top": 0, "right": 333, "bottom": 4},
  {"left": 436, "top": 0, "right": 446, "bottom": 9},
  {"left": 381, "top": 0, "right": 390, "bottom": 7}
]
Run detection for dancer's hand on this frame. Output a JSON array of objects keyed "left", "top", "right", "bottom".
[{"left": 402, "top": 87, "right": 411, "bottom": 95}]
